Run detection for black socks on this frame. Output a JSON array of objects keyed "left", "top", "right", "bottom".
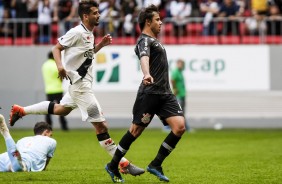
[{"left": 150, "top": 131, "right": 181, "bottom": 167}]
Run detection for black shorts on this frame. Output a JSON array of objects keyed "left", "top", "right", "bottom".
[{"left": 132, "top": 93, "right": 184, "bottom": 127}]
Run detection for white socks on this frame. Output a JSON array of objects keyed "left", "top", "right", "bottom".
[
  {"left": 99, "top": 138, "right": 127, "bottom": 163},
  {"left": 24, "top": 101, "right": 50, "bottom": 115}
]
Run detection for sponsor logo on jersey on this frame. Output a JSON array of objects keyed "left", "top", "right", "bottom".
[
  {"left": 84, "top": 50, "right": 94, "bottom": 59},
  {"left": 140, "top": 51, "right": 146, "bottom": 55}
]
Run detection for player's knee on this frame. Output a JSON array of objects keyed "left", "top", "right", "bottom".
[
  {"left": 87, "top": 104, "right": 101, "bottom": 119},
  {"left": 172, "top": 123, "right": 186, "bottom": 136},
  {"left": 129, "top": 124, "right": 144, "bottom": 137}
]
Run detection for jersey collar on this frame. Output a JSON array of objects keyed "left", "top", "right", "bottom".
[{"left": 81, "top": 23, "right": 91, "bottom": 32}]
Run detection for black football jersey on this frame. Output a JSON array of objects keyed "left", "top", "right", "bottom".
[{"left": 134, "top": 34, "right": 172, "bottom": 94}]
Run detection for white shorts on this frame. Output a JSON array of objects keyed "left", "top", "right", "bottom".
[{"left": 60, "top": 80, "right": 105, "bottom": 123}]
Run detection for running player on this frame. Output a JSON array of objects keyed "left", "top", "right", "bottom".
[
  {"left": 8, "top": 0, "right": 144, "bottom": 176},
  {"left": 105, "top": 4, "right": 186, "bottom": 183}
]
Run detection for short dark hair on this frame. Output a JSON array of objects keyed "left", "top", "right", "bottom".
[
  {"left": 78, "top": 0, "right": 99, "bottom": 20},
  {"left": 138, "top": 4, "right": 159, "bottom": 31},
  {"left": 34, "top": 122, "right": 52, "bottom": 135},
  {"left": 48, "top": 51, "right": 54, "bottom": 59}
]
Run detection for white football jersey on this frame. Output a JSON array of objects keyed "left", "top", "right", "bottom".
[
  {"left": 58, "top": 23, "right": 95, "bottom": 84},
  {"left": 16, "top": 135, "right": 57, "bottom": 172}
]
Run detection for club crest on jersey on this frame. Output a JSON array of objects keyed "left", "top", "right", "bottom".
[
  {"left": 84, "top": 36, "right": 91, "bottom": 43},
  {"left": 141, "top": 113, "right": 151, "bottom": 124}
]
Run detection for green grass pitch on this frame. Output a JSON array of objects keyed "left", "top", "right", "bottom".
[{"left": 1, "top": 128, "right": 282, "bottom": 184}]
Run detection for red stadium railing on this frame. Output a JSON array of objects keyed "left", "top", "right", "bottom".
[{"left": 1, "top": 17, "right": 282, "bottom": 46}]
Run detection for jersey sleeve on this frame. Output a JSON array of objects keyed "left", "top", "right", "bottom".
[
  {"left": 136, "top": 37, "right": 151, "bottom": 59},
  {"left": 58, "top": 29, "right": 79, "bottom": 48},
  {"left": 47, "top": 139, "right": 57, "bottom": 158}
]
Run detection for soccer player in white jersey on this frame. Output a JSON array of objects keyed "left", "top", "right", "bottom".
[
  {"left": 0, "top": 114, "right": 56, "bottom": 172},
  {"left": 8, "top": 0, "right": 144, "bottom": 176}
]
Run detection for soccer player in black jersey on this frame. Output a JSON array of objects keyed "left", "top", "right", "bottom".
[{"left": 105, "top": 4, "right": 186, "bottom": 183}]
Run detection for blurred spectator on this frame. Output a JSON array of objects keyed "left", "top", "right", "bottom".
[
  {"left": 143, "top": 0, "right": 161, "bottom": 8},
  {"left": 251, "top": 0, "right": 269, "bottom": 15},
  {"left": 218, "top": 0, "right": 241, "bottom": 35},
  {"left": 107, "top": 0, "right": 120, "bottom": 37},
  {"left": 0, "top": 0, "right": 3, "bottom": 23},
  {"left": 11, "top": 0, "right": 31, "bottom": 37},
  {"left": 236, "top": 0, "right": 247, "bottom": 15},
  {"left": 170, "top": 59, "right": 190, "bottom": 131},
  {"left": 267, "top": 4, "right": 282, "bottom": 35},
  {"left": 96, "top": 0, "right": 119, "bottom": 37},
  {"left": 170, "top": 0, "right": 191, "bottom": 36},
  {"left": 0, "top": 8, "right": 13, "bottom": 37},
  {"left": 27, "top": 0, "right": 38, "bottom": 18},
  {"left": 37, "top": 0, "right": 53, "bottom": 43},
  {"left": 200, "top": 0, "right": 219, "bottom": 35},
  {"left": 54, "top": 0, "right": 78, "bottom": 36},
  {"left": 272, "top": 0, "right": 282, "bottom": 13},
  {"left": 163, "top": 0, "right": 173, "bottom": 18},
  {"left": 245, "top": 0, "right": 268, "bottom": 35},
  {"left": 190, "top": 0, "right": 201, "bottom": 17},
  {"left": 120, "top": 0, "right": 138, "bottom": 36}
]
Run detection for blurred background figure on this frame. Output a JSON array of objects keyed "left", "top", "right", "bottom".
[
  {"left": 27, "top": 0, "right": 39, "bottom": 18},
  {"left": 42, "top": 51, "right": 69, "bottom": 131},
  {"left": 142, "top": 0, "right": 161, "bottom": 8},
  {"left": 170, "top": 0, "right": 191, "bottom": 36},
  {"left": 0, "top": 8, "right": 13, "bottom": 37},
  {"left": 11, "top": 0, "right": 31, "bottom": 37},
  {"left": 266, "top": 3, "right": 282, "bottom": 35},
  {"left": 37, "top": 0, "right": 53, "bottom": 43},
  {"left": 164, "top": 59, "right": 190, "bottom": 132},
  {"left": 96, "top": 0, "right": 120, "bottom": 37},
  {"left": 119, "top": 0, "right": 138, "bottom": 36},
  {"left": 218, "top": 0, "right": 241, "bottom": 35},
  {"left": 0, "top": 0, "right": 3, "bottom": 23},
  {"left": 245, "top": 0, "right": 268, "bottom": 35},
  {"left": 54, "top": 0, "right": 78, "bottom": 36},
  {"left": 200, "top": 0, "right": 219, "bottom": 35},
  {"left": 171, "top": 59, "right": 190, "bottom": 132}
]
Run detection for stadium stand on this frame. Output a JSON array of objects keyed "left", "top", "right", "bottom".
[
  {"left": 1, "top": 17, "right": 282, "bottom": 46},
  {"left": 0, "top": 0, "right": 282, "bottom": 46}
]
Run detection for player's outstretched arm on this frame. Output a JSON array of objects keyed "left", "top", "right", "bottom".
[
  {"left": 94, "top": 34, "right": 112, "bottom": 53},
  {"left": 52, "top": 43, "right": 68, "bottom": 80},
  {"left": 140, "top": 56, "right": 154, "bottom": 85}
]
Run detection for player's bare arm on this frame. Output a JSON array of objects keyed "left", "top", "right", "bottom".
[
  {"left": 43, "top": 157, "right": 51, "bottom": 170},
  {"left": 52, "top": 43, "right": 68, "bottom": 80},
  {"left": 94, "top": 34, "right": 112, "bottom": 53},
  {"left": 140, "top": 56, "right": 154, "bottom": 85}
]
